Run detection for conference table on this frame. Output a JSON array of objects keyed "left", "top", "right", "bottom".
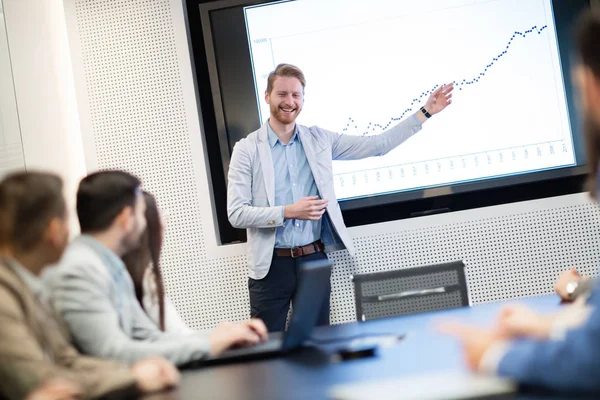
[{"left": 146, "top": 295, "right": 595, "bottom": 400}]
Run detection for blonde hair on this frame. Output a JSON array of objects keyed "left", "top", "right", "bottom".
[{"left": 266, "top": 64, "right": 306, "bottom": 94}]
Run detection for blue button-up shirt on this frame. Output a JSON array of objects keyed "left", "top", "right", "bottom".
[
  {"left": 77, "top": 235, "right": 134, "bottom": 320},
  {"left": 268, "top": 121, "right": 321, "bottom": 248}
]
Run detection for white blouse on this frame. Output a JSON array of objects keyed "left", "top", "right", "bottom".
[{"left": 142, "top": 267, "right": 195, "bottom": 335}]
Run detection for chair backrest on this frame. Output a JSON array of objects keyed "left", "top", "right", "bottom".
[{"left": 352, "top": 261, "right": 469, "bottom": 321}]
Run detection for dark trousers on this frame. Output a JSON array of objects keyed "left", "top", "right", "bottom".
[{"left": 248, "top": 251, "right": 331, "bottom": 332}]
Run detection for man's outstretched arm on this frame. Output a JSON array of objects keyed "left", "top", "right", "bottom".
[{"left": 328, "top": 84, "right": 453, "bottom": 160}]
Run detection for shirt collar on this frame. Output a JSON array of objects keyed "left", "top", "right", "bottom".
[
  {"left": 5, "top": 257, "right": 44, "bottom": 297},
  {"left": 267, "top": 120, "right": 299, "bottom": 148},
  {"left": 77, "top": 234, "right": 127, "bottom": 274}
]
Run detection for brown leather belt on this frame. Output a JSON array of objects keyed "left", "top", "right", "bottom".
[{"left": 274, "top": 240, "right": 325, "bottom": 258}]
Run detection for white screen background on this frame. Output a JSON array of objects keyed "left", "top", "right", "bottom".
[{"left": 245, "top": 0, "right": 575, "bottom": 200}]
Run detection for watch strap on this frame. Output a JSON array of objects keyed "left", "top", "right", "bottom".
[{"left": 420, "top": 106, "right": 432, "bottom": 119}]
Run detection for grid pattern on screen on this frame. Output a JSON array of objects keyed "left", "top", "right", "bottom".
[{"left": 70, "top": 0, "right": 600, "bottom": 330}]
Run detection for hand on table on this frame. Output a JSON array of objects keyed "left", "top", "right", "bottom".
[
  {"left": 437, "top": 322, "right": 501, "bottom": 371},
  {"left": 496, "top": 304, "right": 553, "bottom": 340},
  {"left": 131, "top": 357, "right": 181, "bottom": 393}
]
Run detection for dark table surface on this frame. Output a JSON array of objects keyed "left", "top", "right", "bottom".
[{"left": 144, "top": 295, "right": 596, "bottom": 400}]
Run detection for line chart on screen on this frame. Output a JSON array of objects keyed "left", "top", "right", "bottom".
[{"left": 245, "top": 0, "right": 575, "bottom": 200}]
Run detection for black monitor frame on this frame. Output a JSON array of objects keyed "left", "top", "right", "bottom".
[{"left": 185, "top": 0, "right": 590, "bottom": 244}]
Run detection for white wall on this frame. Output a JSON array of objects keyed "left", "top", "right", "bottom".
[
  {"left": 0, "top": 2, "right": 24, "bottom": 177},
  {"left": 2, "top": 0, "right": 86, "bottom": 234}
]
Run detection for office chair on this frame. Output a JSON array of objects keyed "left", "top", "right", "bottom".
[{"left": 352, "top": 261, "right": 469, "bottom": 321}]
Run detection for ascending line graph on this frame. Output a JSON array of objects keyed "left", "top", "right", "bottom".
[
  {"left": 245, "top": 0, "right": 576, "bottom": 200},
  {"left": 341, "top": 25, "right": 549, "bottom": 135}
]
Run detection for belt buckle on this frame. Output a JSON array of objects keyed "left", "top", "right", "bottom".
[{"left": 290, "top": 247, "right": 301, "bottom": 258}]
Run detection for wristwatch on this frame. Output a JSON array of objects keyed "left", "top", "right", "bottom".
[
  {"left": 565, "top": 280, "right": 580, "bottom": 301},
  {"left": 420, "top": 106, "right": 432, "bottom": 119}
]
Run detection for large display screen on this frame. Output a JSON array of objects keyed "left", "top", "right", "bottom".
[
  {"left": 244, "top": 0, "right": 577, "bottom": 201},
  {"left": 194, "top": 0, "right": 588, "bottom": 243}
]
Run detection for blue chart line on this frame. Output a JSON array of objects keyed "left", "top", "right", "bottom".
[{"left": 341, "top": 24, "right": 548, "bottom": 136}]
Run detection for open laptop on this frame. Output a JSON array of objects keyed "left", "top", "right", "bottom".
[{"left": 201, "top": 257, "right": 333, "bottom": 366}]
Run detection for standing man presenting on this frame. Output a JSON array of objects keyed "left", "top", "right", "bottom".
[{"left": 228, "top": 64, "right": 453, "bottom": 332}]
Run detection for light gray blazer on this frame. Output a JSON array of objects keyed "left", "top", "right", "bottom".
[
  {"left": 45, "top": 237, "right": 211, "bottom": 366},
  {"left": 227, "top": 115, "right": 423, "bottom": 279}
]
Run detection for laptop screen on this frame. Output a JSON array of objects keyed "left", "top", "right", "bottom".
[{"left": 282, "top": 258, "right": 333, "bottom": 350}]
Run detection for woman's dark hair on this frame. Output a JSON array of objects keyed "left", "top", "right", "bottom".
[{"left": 122, "top": 192, "right": 166, "bottom": 331}]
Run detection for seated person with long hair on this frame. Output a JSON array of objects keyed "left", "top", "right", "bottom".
[
  {"left": 0, "top": 172, "right": 179, "bottom": 400},
  {"left": 47, "top": 170, "right": 267, "bottom": 367},
  {"left": 122, "top": 191, "right": 193, "bottom": 334}
]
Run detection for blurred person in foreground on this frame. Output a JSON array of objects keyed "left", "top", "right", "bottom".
[
  {"left": 0, "top": 171, "right": 179, "bottom": 400},
  {"left": 440, "top": 11, "right": 600, "bottom": 393},
  {"left": 47, "top": 170, "right": 267, "bottom": 366}
]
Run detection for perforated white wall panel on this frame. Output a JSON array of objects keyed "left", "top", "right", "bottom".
[
  {"left": 331, "top": 198, "right": 600, "bottom": 321},
  {"left": 65, "top": 0, "right": 600, "bottom": 330}
]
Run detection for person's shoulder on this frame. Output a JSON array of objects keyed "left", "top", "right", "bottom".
[
  {"left": 0, "top": 264, "right": 28, "bottom": 309},
  {"left": 0, "top": 261, "right": 21, "bottom": 288},
  {"left": 299, "top": 125, "right": 337, "bottom": 148},
  {"left": 0, "top": 262, "right": 37, "bottom": 320},
  {"left": 60, "top": 241, "right": 99, "bottom": 267},
  {"left": 235, "top": 127, "right": 262, "bottom": 147},
  {"left": 54, "top": 240, "right": 108, "bottom": 283},
  {"left": 301, "top": 124, "right": 336, "bottom": 137},
  {"left": 0, "top": 278, "right": 27, "bottom": 322},
  {"left": 231, "top": 126, "right": 267, "bottom": 160}
]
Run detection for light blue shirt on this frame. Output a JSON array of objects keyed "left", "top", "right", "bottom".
[
  {"left": 268, "top": 121, "right": 321, "bottom": 248},
  {"left": 77, "top": 235, "right": 132, "bottom": 317}
]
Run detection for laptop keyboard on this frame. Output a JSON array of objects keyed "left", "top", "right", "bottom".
[
  {"left": 218, "top": 337, "right": 283, "bottom": 358},
  {"left": 249, "top": 338, "right": 283, "bottom": 352}
]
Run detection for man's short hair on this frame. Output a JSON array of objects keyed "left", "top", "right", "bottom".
[
  {"left": 266, "top": 64, "right": 306, "bottom": 94},
  {"left": 77, "top": 170, "right": 141, "bottom": 233},
  {"left": 0, "top": 171, "right": 65, "bottom": 251}
]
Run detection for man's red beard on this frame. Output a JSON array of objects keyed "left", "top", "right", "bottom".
[{"left": 270, "top": 103, "right": 299, "bottom": 124}]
